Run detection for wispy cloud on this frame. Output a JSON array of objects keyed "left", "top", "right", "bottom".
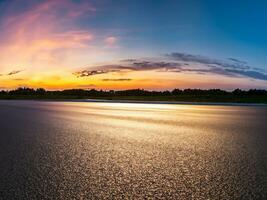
[
  {"left": 0, "top": 0, "right": 96, "bottom": 71},
  {"left": 76, "top": 84, "right": 96, "bottom": 89},
  {"left": 102, "top": 78, "right": 132, "bottom": 81},
  {"left": 167, "top": 52, "right": 267, "bottom": 80},
  {"left": 73, "top": 61, "right": 182, "bottom": 77},
  {"left": 227, "top": 58, "right": 247, "bottom": 65},
  {"left": 6, "top": 70, "right": 24, "bottom": 76},
  {"left": 166, "top": 52, "right": 250, "bottom": 70},
  {"left": 12, "top": 78, "right": 26, "bottom": 81},
  {"left": 73, "top": 70, "right": 109, "bottom": 77},
  {"left": 74, "top": 52, "right": 267, "bottom": 81},
  {"left": 104, "top": 36, "right": 118, "bottom": 46},
  {"left": 0, "top": 69, "right": 24, "bottom": 76}
]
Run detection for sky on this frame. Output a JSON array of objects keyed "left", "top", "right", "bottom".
[{"left": 0, "top": 0, "right": 267, "bottom": 90}]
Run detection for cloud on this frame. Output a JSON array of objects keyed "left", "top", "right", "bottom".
[
  {"left": 73, "top": 70, "right": 108, "bottom": 77},
  {"left": 76, "top": 84, "right": 96, "bottom": 88},
  {"left": 130, "top": 61, "right": 181, "bottom": 71},
  {"left": 12, "top": 78, "right": 26, "bottom": 81},
  {"left": 0, "top": 70, "right": 24, "bottom": 76},
  {"left": 121, "top": 59, "right": 138, "bottom": 62},
  {"left": 225, "top": 69, "right": 267, "bottom": 80},
  {"left": 104, "top": 36, "right": 117, "bottom": 46},
  {"left": 228, "top": 58, "right": 247, "bottom": 65},
  {"left": 0, "top": 0, "right": 96, "bottom": 70},
  {"left": 73, "top": 53, "right": 267, "bottom": 81},
  {"left": 73, "top": 61, "right": 183, "bottom": 77},
  {"left": 102, "top": 78, "right": 132, "bottom": 81},
  {"left": 166, "top": 52, "right": 267, "bottom": 80},
  {"left": 6, "top": 70, "right": 24, "bottom": 76},
  {"left": 166, "top": 52, "right": 251, "bottom": 70}
]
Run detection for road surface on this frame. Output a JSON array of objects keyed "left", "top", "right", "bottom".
[{"left": 0, "top": 101, "right": 266, "bottom": 199}]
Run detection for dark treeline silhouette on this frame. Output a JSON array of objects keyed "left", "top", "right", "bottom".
[{"left": 0, "top": 87, "right": 267, "bottom": 103}]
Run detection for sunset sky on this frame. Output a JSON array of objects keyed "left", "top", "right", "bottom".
[{"left": 0, "top": 0, "right": 267, "bottom": 90}]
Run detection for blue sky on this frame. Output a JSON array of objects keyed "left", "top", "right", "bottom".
[{"left": 106, "top": 0, "right": 267, "bottom": 65}]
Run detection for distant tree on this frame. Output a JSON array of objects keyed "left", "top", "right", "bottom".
[{"left": 36, "top": 88, "right": 46, "bottom": 95}]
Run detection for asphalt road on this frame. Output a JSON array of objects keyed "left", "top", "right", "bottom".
[{"left": 0, "top": 101, "right": 266, "bottom": 199}]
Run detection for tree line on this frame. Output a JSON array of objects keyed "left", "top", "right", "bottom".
[{"left": 0, "top": 87, "right": 266, "bottom": 97}]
